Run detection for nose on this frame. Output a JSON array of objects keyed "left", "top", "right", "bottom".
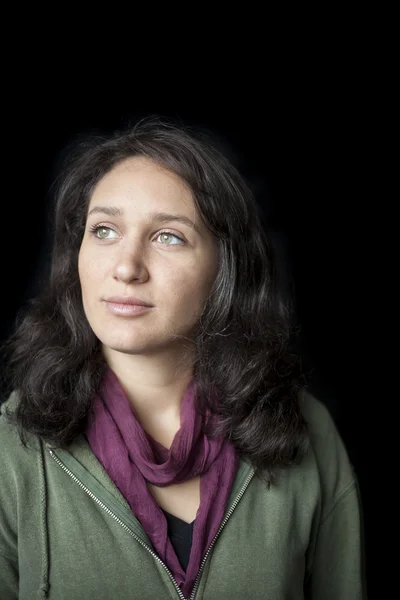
[{"left": 112, "top": 243, "right": 149, "bottom": 284}]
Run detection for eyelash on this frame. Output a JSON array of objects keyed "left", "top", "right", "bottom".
[{"left": 88, "top": 224, "right": 185, "bottom": 245}]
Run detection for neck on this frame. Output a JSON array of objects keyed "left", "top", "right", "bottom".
[{"left": 102, "top": 344, "right": 195, "bottom": 418}]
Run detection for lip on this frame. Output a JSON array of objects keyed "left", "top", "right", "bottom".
[
  {"left": 104, "top": 296, "right": 153, "bottom": 307},
  {"left": 105, "top": 302, "right": 152, "bottom": 316}
]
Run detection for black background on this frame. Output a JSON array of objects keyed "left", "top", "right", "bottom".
[{"left": 1, "top": 88, "right": 375, "bottom": 592}]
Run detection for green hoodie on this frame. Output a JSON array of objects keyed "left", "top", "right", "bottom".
[{"left": 0, "top": 389, "right": 367, "bottom": 599}]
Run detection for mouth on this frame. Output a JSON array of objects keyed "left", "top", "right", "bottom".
[
  {"left": 104, "top": 301, "right": 153, "bottom": 316},
  {"left": 103, "top": 296, "right": 154, "bottom": 307}
]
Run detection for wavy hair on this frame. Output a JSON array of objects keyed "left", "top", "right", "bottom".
[{"left": 0, "top": 117, "right": 309, "bottom": 486}]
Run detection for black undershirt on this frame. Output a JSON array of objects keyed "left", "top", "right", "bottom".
[{"left": 162, "top": 509, "right": 195, "bottom": 572}]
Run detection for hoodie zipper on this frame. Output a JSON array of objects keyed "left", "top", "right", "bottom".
[
  {"left": 49, "top": 449, "right": 254, "bottom": 600},
  {"left": 187, "top": 467, "right": 254, "bottom": 599}
]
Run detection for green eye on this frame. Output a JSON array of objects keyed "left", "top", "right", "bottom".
[
  {"left": 97, "top": 227, "right": 111, "bottom": 238},
  {"left": 157, "top": 231, "right": 184, "bottom": 245},
  {"left": 89, "top": 225, "right": 117, "bottom": 239}
]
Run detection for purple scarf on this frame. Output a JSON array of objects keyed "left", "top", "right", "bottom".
[{"left": 85, "top": 366, "right": 239, "bottom": 599}]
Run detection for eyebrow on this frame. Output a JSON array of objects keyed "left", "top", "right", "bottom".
[{"left": 87, "top": 206, "right": 202, "bottom": 236}]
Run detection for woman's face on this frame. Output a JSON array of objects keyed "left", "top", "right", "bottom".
[{"left": 78, "top": 156, "right": 219, "bottom": 357}]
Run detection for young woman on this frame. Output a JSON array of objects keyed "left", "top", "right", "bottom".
[{"left": 0, "top": 118, "right": 367, "bottom": 599}]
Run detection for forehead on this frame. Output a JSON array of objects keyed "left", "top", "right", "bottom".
[
  {"left": 87, "top": 156, "right": 209, "bottom": 238},
  {"left": 90, "top": 156, "right": 194, "bottom": 209}
]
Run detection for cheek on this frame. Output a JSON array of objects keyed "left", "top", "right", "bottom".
[
  {"left": 78, "top": 250, "right": 106, "bottom": 286},
  {"left": 77, "top": 254, "right": 85, "bottom": 286},
  {"left": 78, "top": 255, "right": 91, "bottom": 288},
  {"left": 169, "top": 267, "right": 215, "bottom": 308}
]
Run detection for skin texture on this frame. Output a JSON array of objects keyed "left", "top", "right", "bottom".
[{"left": 78, "top": 156, "right": 219, "bottom": 435}]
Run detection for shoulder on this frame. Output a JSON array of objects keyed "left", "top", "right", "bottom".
[
  {"left": 0, "top": 389, "right": 44, "bottom": 494},
  {"left": 0, "top": 390, "right": 22, "bottom": 448},
  {"left": 0, "top": 390, "right": 22, "bottom": 444},
  {"left": 0, "top": 390, "right": 41, "bottom": 468},
  {"left": 0, "top": 389, "right": 20, "bottom": 419},
  {"left": 297, "top": 388, "right": 358, "bottom": 510},
  {"left": 299, "top": 388, "right": 342, "bottom": 444},
  {"left": 0, "top": 391, "right": 43, "bottom": 560}
]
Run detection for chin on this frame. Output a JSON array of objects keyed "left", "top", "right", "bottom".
[
  {"left": 102, "top": 338, "right": 149, "bottom": 352},
  {"left": 100, "top": 335, "right": 161, "bottom": 355}
]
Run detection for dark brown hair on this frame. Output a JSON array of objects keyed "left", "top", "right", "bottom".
[{"left": 0, "top": 116, "right": 309, "bottom": 487}]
